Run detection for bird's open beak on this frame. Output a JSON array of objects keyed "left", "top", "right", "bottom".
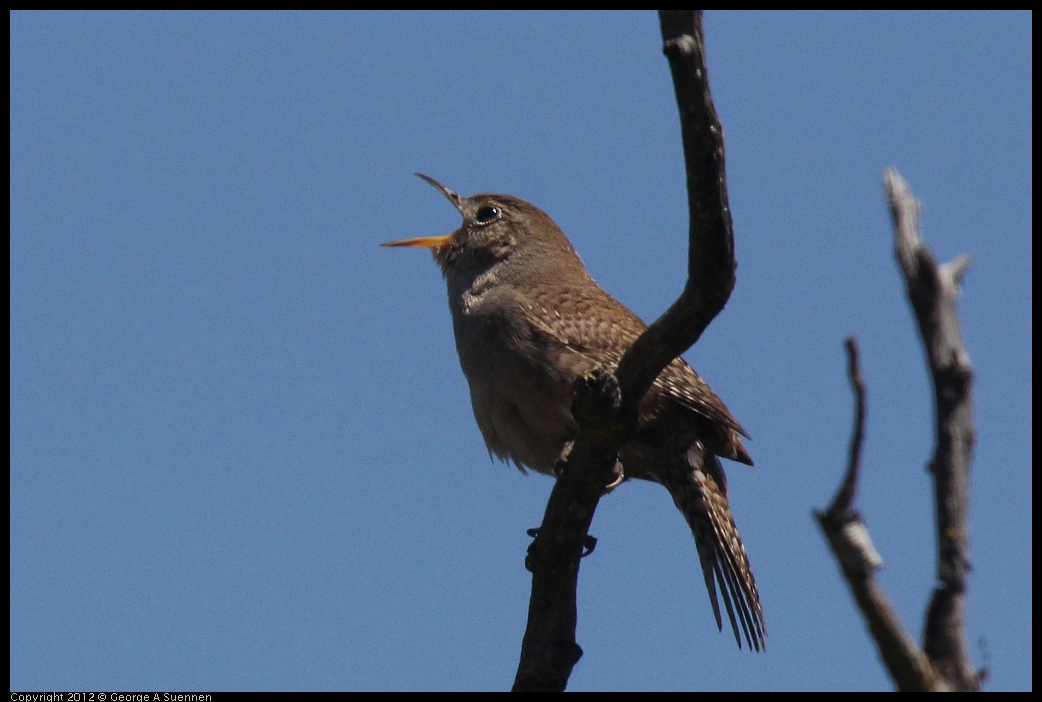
[
  {"left": 415, "top": 173, "right": 464, "bottom": 214},
  {"left": 380, "top": 233, "right": 454, "bottom": 249},
  {"left": 381, "top": 174, "right": 464, "bottom": 249}
]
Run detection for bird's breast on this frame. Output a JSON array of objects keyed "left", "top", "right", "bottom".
[{"left": 446, "top": 282, "right": 589, "bottom": 474}]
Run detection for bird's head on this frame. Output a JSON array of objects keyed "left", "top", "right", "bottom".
[{"left": 382, "top": 174, "right": 580, "bottom": 285}]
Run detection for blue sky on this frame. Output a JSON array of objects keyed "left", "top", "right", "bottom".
[{"left": 10, "top": 11, "right": 1031, "bottom": 691}]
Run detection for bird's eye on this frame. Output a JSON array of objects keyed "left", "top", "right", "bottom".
[{"left": 475, "top": 205, "right": 501, "bottom": 224}]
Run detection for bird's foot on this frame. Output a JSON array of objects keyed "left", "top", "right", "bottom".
[
  {"left": 552, "top": 441, "right": 574, "bottom": 479},
  {"left": 554, "top": 443, "right": 623, "bottom": 495},
  {"left": 524, "top": 528, "right": 598, "bottom": 571},
  {"left": 524, "top": 528, "right": 539, "bottom": 571},
  {"left": 602, "top": 460, "right": 625, "bottom": 494}
]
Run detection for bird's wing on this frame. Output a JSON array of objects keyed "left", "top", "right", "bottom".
[{"left": 521, "top": 282, "right": 751, "bottom": 454}]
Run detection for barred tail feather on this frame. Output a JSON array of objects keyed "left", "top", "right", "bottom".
[{"left": 670, "top": 454, "right": 766, "bottom": 652}]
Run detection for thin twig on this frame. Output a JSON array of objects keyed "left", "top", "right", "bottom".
[
  {"left": 828, "top": 337, "right": 867, "bottom": 515},
  {"left": 816, "top": 337, "right": 940, "bottom": 691}
]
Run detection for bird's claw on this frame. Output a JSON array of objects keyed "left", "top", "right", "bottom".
[
  {"left": 553, "top": 441, "right": 575, "bottom": 479},
  {"left": 524, "top": 528, "right": 597, "bottom": 569},
  {"left": 602, "top": 461, "right": 625, "bottom": 494},
  {"left": 525, "top": 528, "right": 539, "bottom": 571}
]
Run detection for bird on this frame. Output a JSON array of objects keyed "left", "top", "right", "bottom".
[{"left": 383, "top": 174, "right": 765, "bottom": 651}]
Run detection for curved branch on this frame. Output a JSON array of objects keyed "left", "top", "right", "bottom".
[
  {"left": 616, "top": 10, "right": 736, "bottom": 421},
  {"left": 513, "top": 11, "right": 738, "bottom": 691}
]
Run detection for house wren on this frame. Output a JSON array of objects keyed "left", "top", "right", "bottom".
[{"left": 383, "top": 174, "right": 765, "bottom": 651}]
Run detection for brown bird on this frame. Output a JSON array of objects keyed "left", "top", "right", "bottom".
[{"left": 383, "top": 174, "right": 765, "bottom": 651}]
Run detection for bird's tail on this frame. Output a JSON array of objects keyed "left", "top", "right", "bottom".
[{"left": 666, "top": 452, "right": 766, "bottom": 651}]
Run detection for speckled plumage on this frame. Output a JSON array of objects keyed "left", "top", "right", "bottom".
[{"left": 384, "top": 175, "right": 765, "bottom": 651}]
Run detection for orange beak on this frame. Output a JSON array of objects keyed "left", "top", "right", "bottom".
[
  {"left": 380, "top": 233, "right": 454, "bottom": 249},
  {"left": 382, "top": 174, "right": 465, "bottom": 250}
]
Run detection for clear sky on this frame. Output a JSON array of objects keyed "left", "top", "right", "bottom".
[{"left": 10, "top": 11, "right": 1031, "bottom": 692}]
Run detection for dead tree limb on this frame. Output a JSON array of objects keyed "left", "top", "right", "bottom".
[
  {"left": 815, "top": 170, "right": 980, "bottom": 691},
  {"left": 513, "top": 10, "right": 736, "bottom": 691},
  {"left": 888, "top": 169, "right": 979, "bottom": 691}
]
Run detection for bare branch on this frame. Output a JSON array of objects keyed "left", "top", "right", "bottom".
[
  {"left": 885, "top": 169, "right": 979, "bottom": 691},
  {"left": 512, "top": 369, "right": 622, "bottom": 692},
  {"left": 816, "top": 338, "right": 940, "bottom": 691},
  {"left": 513, "top": 11, "right": 737, "bottom": 690},
  {"left": 616, "top": 10, "right": 736, "bottom": 422},
  {"left": 828, "top": 337, "right": 867, "bottom": 515},
  {"left": 816, "top": 170, "right": 980, "bottom": 691}
]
